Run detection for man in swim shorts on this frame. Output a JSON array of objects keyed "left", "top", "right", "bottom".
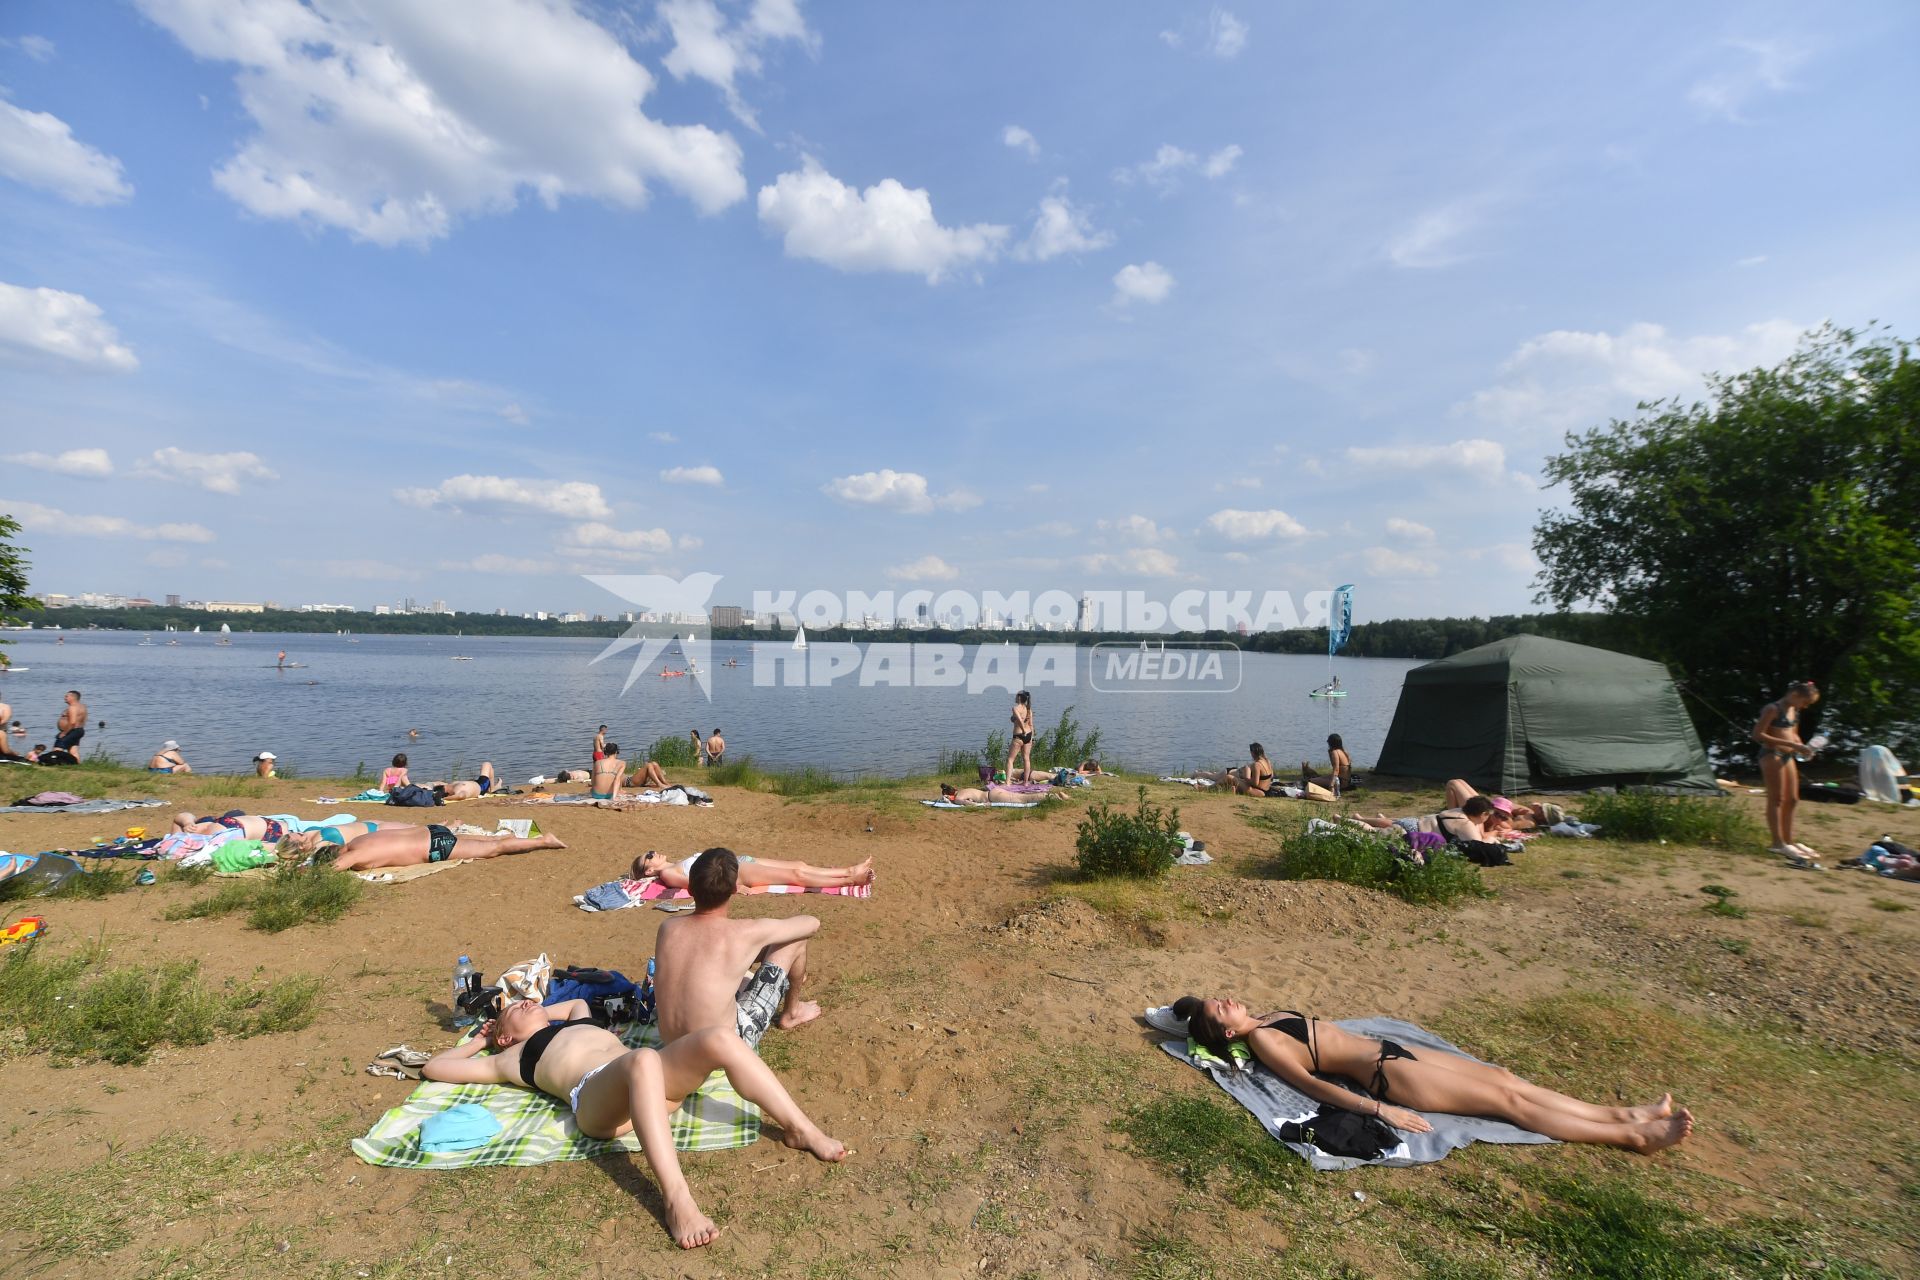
[
  {"left": 54, "top": 689, "right": 87, "bottom": 758},
  {"left": 654, "top": 847, "right": 834, "bottom": 1069}
]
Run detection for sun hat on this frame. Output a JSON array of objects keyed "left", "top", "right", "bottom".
[
  {"left": 162, "top": 740, "right": 179, "bottom": 751},
  {"left": 256, "top": 751, "right": 276, "bottom": 760},
  {"left": 1539, "top": 801, "right": 1566, "bottom": 825},
  {"left": 1489, "top": 796, "right": 1515, "bottom": 814}
]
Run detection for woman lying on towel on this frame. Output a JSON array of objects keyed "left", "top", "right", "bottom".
[
  {"left": 937, "top": 782, "right": 1066, "bottom": 805},
  {"left": 630, "top": 849, "right": 874, "bottom": 890},
  {"left": 170, "top": 810, "right": 392, "bottom": 845},
  {"left": 313, "top": 825, "right": 566, "bottom": 870},
  {"left": 424, "top": 996, "right": 844, "bottom": 1250},
  {"left": 1347, "top": 795, "right": 1496, "bottom": 842},
  {"left": 1173, "top": 995, "right": 1693, "bottom": 1152}
]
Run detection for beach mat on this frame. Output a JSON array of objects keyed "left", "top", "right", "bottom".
[
  {"left": 352, "top": 1021, "right": 757, "bottom": 1169},
  {"left": 920, "top": 799, "right": 1041, "bottom": 809},
  {"left": 0, "top": 797, "right": 165, "bottom": 815},
  {"left": 1146, "top": 1007, "right": 1554, "bottom": 1171},
  {"left": 575, "top": 875, "right": 870, "bottom": 911},
  {"left": 354, "top": 860, "right": 462, "bottom": 885}
]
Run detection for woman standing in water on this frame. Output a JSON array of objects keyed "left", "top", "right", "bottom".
[{"left": 1754, "top": 680, "right": 1822, "bottom": 867}]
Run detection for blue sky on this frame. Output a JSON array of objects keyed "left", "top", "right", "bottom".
[{"left": 2, "top": 0, "right": 1916, "bottom": 623}]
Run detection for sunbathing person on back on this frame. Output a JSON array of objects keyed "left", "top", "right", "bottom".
[
  {"left": 431, "top": 762, "right": 498, "bottom": 800},
  {"left": 423, "top": 991, "right": 829, "bottom": 1250},
  {"left": 324, "top": 824, "right": 565, "bottom": 870},
  {"left": 1348, "top": 795, "right": 1496, "bottom": 843},
  {"left": 631, "top": 849, "right": 873, "bottom": 891},
  {"left": 651, "top": 848, "right": 847, "bottom": 1176},
  {"left": 938, "top": 782, "right": 1065, "bottom": 805}
]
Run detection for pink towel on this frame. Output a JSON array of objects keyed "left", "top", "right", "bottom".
[{"left": 632, "top": 877, "right": 871, "bottom": 901}]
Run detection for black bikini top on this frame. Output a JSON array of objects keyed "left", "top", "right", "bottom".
[
  {"left": 1264, "top": 1012, "right": 1322, "bottom": 1073},
  {"left": 517, "top": 1017, "right": 591, "bottom": 1088}
]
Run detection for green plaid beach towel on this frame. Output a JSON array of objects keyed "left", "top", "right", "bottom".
[{"left": 351, "top": 1022, "right": 759, "bottom": 1169}]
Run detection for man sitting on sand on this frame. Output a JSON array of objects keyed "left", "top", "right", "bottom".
[
  {"left": 652, "top": 849, "right": 846, "bottom": 1182},
  {"left": 148, "top": 740, "right": 192, "bottom": 773}
]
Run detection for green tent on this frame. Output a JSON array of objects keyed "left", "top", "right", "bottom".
[{"left": 1373, "top": 635, "right": 1715, "bottom": 792}]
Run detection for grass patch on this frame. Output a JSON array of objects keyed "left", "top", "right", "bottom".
[
  {"left": 940, "top": 703, "right": 1104, "bottom": 777},
  {"left": 0, "top": 938, "right": 323, "bottom": 1064},
  {"left": 701, "top": 756, "right": 842, "bottom": 795},
  {"left": 1698, "top": 883, "right": 1748, "bottom": 918},
  {"left": 1075, "top": 785, "right": 1181, "bottom": 879},
  {"left": 183, "top": 776, "right": 272, "bottom": 800},
  {"left": 0, "top": 862, "right": 136, "bottom": 902},
  {"left": 1116, "top": 1093, "right": 1303, "bottom": 1208},
  {"left": 1714, "top": 937, "right": 1751, "bottom": 955},
  {"left": 1870, "top": 897, "right": 1911, "bottom": 912},
  {"left": 1266, "top": 816, "right": 1489, "bottom": 907},
  {"left": 1577, "top": 792, "right": 1762, "bottom": 847},
  {"left": 164, "top": 861, "right": 363, "bottom": 933},
  {"left": 645, "top": 733, "right": 699, "bottom": 768}
]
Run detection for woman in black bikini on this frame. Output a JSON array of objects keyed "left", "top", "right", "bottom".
[
  {"left": 1006, "top": 690, "right": 1035, "bottom": 782},
  {"left": 424, "top": 997, "right": 844, "bottom": 1250},
  {"left": 1173, "top": 995, "right": 1692, "bottom": 1152},
  {"left": 1754, "top": 680, "right": 1822, "bottom": 866}
]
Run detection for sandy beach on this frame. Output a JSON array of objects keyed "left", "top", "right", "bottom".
[{"left": 2, "top": 769, "right": 1916, "bottom": 1277}]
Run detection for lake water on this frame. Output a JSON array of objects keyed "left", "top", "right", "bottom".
[{"left": 0, "top": 631, "right": 1420, "bottom": 782}]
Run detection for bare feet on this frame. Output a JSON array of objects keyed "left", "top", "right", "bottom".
[
  {"left": 776, "top": 999, "right": 822, "bottom": 1030},
  {"left": 1631, "top": 1108, "right": 1693, "bottom": 1153},
  {"left": 535, "top": 835, "right": 568, "bottom": 851},
  {"left": 780, "top": 1124, "right": 848, "bottom": 1162},
  {"left": 664, "top": 1194, "right": 720, "bottom": 1249},
  {"left": 853, "top": 857, "right": 875, "bottom": 885},
  {"left": 1625, "top": 1093, "right": 1674, "bottom": 1122}
]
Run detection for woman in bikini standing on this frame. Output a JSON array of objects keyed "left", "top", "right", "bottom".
[
  {"left": 1006, "top": 690, "right": 1035, "bottom": 782},
  {"left": 1173, "top": 995, "right": 1691, "bottom": 1152},
  {"left": 1754, "top": 680, "right": 1822, "bottom": 866}
]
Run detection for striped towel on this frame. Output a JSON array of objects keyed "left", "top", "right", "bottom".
[
  {"left": 350, "top": 1021, "right": 756, "bottom": 1168},
  {"left": 575, "top": 876, "right": 870, "bottom": 911}
]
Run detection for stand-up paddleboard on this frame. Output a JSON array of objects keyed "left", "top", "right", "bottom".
[{"left": 1308, "top": 689, "right": 1347, "bottom": 698}]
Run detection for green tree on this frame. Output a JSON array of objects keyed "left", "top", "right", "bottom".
[
  {"left": 0, "top": 514, "right": 41, "bottom": 668},
  {"left": 1533, "top": 324, "right": 1920, "bottom": 757}
]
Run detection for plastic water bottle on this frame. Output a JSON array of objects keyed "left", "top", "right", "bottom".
[
  {"left": 452, "top": 955, "right": 477, "bottom": 1027},
  {"left": 1331, "top": 775, "right": 1341, "bottom": 801}
]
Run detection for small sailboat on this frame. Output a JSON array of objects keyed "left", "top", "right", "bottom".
[
  {"left": 216, "top": 622, "right": 232, "bottom": 646},
  {"left": 792, "top": 624, "right": 808, "bottom": 651},
  {"left": 192, "top": 625, "right": 200, "bottom": 633}
]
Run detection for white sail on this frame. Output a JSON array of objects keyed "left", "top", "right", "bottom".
[
  {"left": 220, "top": 623, "right": 230, "bottom": 634},
  {"left": 792, "top": 625, "right": 808, "bottom": 651},
  {"left": 192, "top": 625, "right": 200, "bottom": 633}
]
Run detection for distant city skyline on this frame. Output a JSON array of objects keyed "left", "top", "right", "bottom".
[{"left": 4, "top": 3, "right": 1917, "bottom": 620}]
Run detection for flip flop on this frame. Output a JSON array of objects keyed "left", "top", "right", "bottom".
[
  {"left": 365, "top": 1063, "right": 418, "bottom": 1080},
  {"left": 1783, "top": 851, "right": 1827, "bottom": 871},
  {"left": 377, "top": 1045, "right": 432, "bottom": 1067}
]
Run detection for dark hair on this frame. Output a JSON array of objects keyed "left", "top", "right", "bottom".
[
  {"left": 67, "top": 689, "right": 82, "bottom": 699},
  {"left": 1170, "top": 995, "right": 1232, "bottom": 1059},
  {"left": 1327, "top": 734, "right": 1344, "bottom": 751},
  {"left": 1249, "top": 742, "right": 1266, "bottom": 760},
  {"left": 392, "top": 753, "right": 407, "bottom": 768},
  {"left": 940, "top": 782, "right": 957, "bottom": 797},
  {"left": 599, "top": 724, "right": 607, "bottom": 731},
  {"left": 713, "top": 728, "right": 721, "bottom": 735},
  {"left": 603, "top": 743, "right": 618, "bottom": 755},
  {"left": 431, "top": 784, "right": 448, "bottom": 801},
  {"left": 1787, "top": 680, "right": 1819, "bottom": 697},
  {"left": 688, "top": 847, "right": 739, "bottom": 909},
  {"left": 1015, "top": 690, "right": 1030, "bottom": 706},
  {"left": 1461, "top": 796, "right": 1495, "bottom": 819}
]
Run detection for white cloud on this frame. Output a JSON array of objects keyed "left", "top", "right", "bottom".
[
  {"left": 4, "top": 498, "right": 212, "bottom": 542},
  {"left": 1385, "top": 517, "right": 1435, "bottom": 544},
  {"left": 3, "top": 448, "right": 112, "bottom": 478},
  {"left": 1112, "top": 261, "right": 1174, "bottom": 306},
  {"left": 1689, "top": 38, "right": 1805, "bottom": 121},
  {"left": 1736, "top": 254, "right": 1768, "bottom": 268},
  {"left": 134, "top": 0, "right": 745, "bottom": 246},
  {"left": 458, "top": 552, "right": 562, "bottom": 574},
  {"left": 1207, "top": 508, "right": 1309, "bottom": 541},
  {"left": 887, "top": 554, "right": 959, "bottom": 581},
  {"left": 758, "top": 157, "right": 1009, "bottom": 282},
  {"left": 1344, "top": 438, "right": 1529, "bottom": 488},
  {"left": 1202, "top": 143, "right": 1243, "bottom": 178},
  {"left": 1097, "top": 515, "right": 1167, "bottom": 542},
  {"left": 1206, "top": 9, "right": 1250, "bottom": 58},
  {"left": 1013, "top": 193, "right": 1115, "bottom": 262},
  {"left": 2, "top": 35, "right": 56, "bottom": 61},
  {"left": 677, "top": 533, "right": 702, "bottom": 550},
  {"left": 1386, "top": 196, "right": 1495, "bottom": 268},
  {"left": 322, "top": 558, "right": 419, "bottom": 581},
  {"left": 1223, "top": 550, "right": 1250, "bottom": 564},
  {"left": 1002, "top": 125, "right": 1040, "bottom": 158},
  {"left": 649, "top": 431, "right": 680, "bottom": 444},
  {"left": 1079, "top": 547, "right": 1181, "bottom": 578},
  {"left": 564, "top": 521, "right": 674, "bottom": 553},
  {"left": 657, "top": 0, "right": 817, "bottom": 129},
  {"left": 1158, "top": 29, "right": 1182, "bottom": 48},
  {"left": 0, "top": 99, "right": 133, "bottom": 204},
  {"left": 1361, "top": 546, "right": 1438, "bottom": 578},
  {"left": 0, "top": 281, "right": 137, "bottom": 371},
  {"left": 394, "top": 474, "right": 612, "bottom": 518},
  {"left": 497, "top": 402, "right": 529, "bottom": 425},
  {"left": 136, "top": 446, "right": 277, "bottom": 494},
  {"left": 660, "top": 465, "right": 724, "bottom": 486},
  {"left": 823, "top": 468, "right": 978, "bottom": 514},
  {"left": 1461, "top": 320, "right": 1804, "bottom": 434}
]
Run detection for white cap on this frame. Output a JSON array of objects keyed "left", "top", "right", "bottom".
[
  {"left": 256, "top": 751, "right": 276, "bottom": 760},
  {"left": 162, "top": 740, "right": 179, "bottom": 750}
]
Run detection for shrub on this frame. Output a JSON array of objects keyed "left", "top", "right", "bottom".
[
  {"left": 1275, "top": 820, "right": 1488, "bottom": 907},
  {"left": 1075, "top": 786, "right": 1181, "bottom": 879},
  {"left": 1032, "top": 704, "right": 1102, "bottom": 770},
  {"left": 646, "top": 734, "right": 699, "bottom": 768},
  {"left": 1577, "top": 793, "right": 1762, "bottom": 847},
  {"left": 0, "top": 938, "right": 323, "bottom": 1065}
]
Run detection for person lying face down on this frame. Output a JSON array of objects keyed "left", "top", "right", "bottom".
[
  {"left": 1172, "top": 994, "right": 1692, "bottom": 1153},
  {"left": 938, "top": 782, "right": 1066, "bottom": 805},
  {"left": 630, "top": 848, "right": 874, "bottom": 891}
]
